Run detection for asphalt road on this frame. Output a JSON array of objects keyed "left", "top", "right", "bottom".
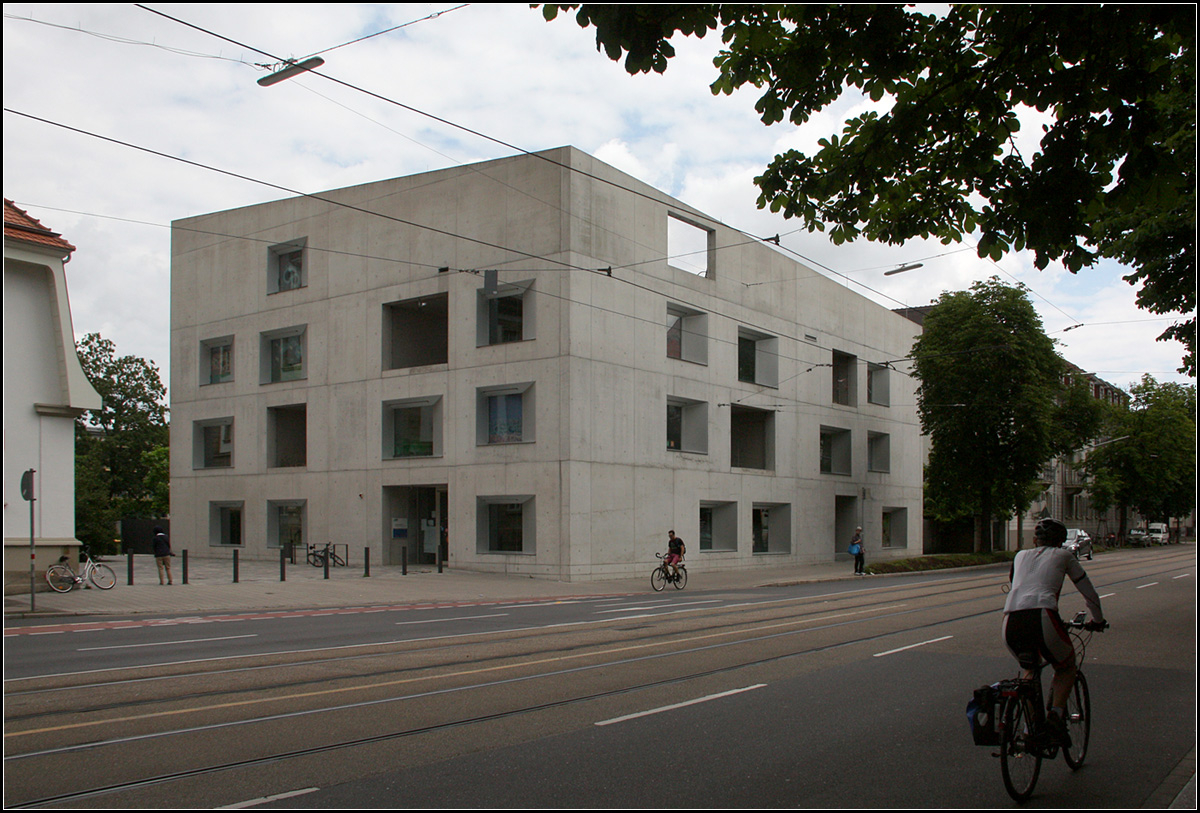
[{"left": 3, "top": 545, "right": 1193, "bottom": 808}]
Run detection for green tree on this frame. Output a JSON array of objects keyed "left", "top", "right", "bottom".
[
  {"left": 540, "top": 4, "right": 1196, "bottom": 373},
  {"left": 74, "top": 333, "right": 169, "bottom": 552},
  {"left": 1085, "top": 376, "right": 1197, "bottom": 535},
  {"left": 912, "top": 279, "right": 1064, "bottom": 551}
]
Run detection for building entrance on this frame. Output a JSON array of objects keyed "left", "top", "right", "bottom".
[{"left": 385, "top": 485, "right": 448, "bottom": 566}]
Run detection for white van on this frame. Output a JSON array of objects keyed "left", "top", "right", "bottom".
[{"left": 1147, "top": 523, "right": 1169, "bottom": 544}]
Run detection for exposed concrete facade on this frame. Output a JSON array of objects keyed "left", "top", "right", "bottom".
[
  {"left": 169, "top": 148, "right": 923, "bottom": 581},
  {"left": 4, "top": 200, "right": 102, "bottom": 590}
]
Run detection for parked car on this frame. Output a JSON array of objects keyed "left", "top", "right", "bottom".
[
  {"left": 1128, "top": 528, "right": 1149, "bottom": 547},
  {"left": 1065, "top": 529, "right": 1093, "bottom": 560},
  {"left": 1147, "top": 523, "right": 1170, "bottom": 544}
]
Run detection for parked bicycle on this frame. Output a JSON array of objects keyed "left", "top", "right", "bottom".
[
  {"left": 307, "top": 542, "right": 347, "bottom": 568},
  {"left": 970, "top": 610, "right": 1107, "bottom": 802},
  {"left": 650, "top": 552, "right": 687, "bottom": 591},
  {"left": 45, "top": 551, "right": 116, "bottom": 592}
]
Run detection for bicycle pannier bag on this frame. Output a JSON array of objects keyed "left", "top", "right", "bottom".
[{"left": 967, "top": 683, "right": 1000, "bottom": 746}]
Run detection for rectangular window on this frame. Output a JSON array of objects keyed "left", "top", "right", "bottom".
[
  {"left": 209, "top": 502, "right": 244, "bottom": 547},
  {"left": 867, "top": 363, "right": 890, "bottom": 406},
  {"left": 820, "top": 426, "right": 852, "bottom": 475},
  {"left": 737, "top": 328, "right": 778, "bottom": 387},
  {"left": 268, "top": 239, "right": 306, "bottom": 293},
  {"left": 477, "top": 384, "right": 534, "bottom": 445},
  {"left": 699, "top": 501, "right": 737, "bottom": 551},
  {"left": 666, "top": 304, "right": 708, "bottom": 365},
  {"left": 882, "top": 508, "right": 908, "bottom": 549},
  {"left": 477, "top": 281, "right": 534, "bottom": 347},
  {"left": 667, "top": 396, "right": 708, "bottom": 454},
  {"left": 201, "top": 337, "right": 234, "bottom": 385},
  {"left": 267, "top": 404, "right": 307, "bottom": 468},
  {"left": 753, "top": 504, "right": 791, "bottom": 554},
  {"left": 668, "top": 214, "right": 713, "bottom": 278},
  {"left": 868, "top": 431, "right": 891, "bottom": 473},
  {"left": 261, "top": 326, "right": 307, "bottom": 383},
  {"left": 477, "top": 496, "right": 535, "bottom": 554},
  {"left": 384, "top": 294, "right": 448, "bottom": 370},
  {"left": 730, "top": 405, "right": 774, "bottom": 470},
  {"left": 194, "top": 418, "right": 234, "bottom": 469},
  {"left": 384, "top": 396, "right": 442, "bottom": 458},
  {"left": 832, "top": 350, "right": 857, "bottom": 406},
  {"left": 268, "top": 500, "right": 305, "bottom": 552}
]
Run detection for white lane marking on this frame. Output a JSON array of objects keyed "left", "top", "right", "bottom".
[
  {"left": 77, "top": 634, "right": 258, "bottom": 651},
  {"left": 595, "top": 684, "right": 768, "bottom": 727},
  {"left": 394, "top": 614, "right": 508, "bottom": 626},
  {"left": 220, "top": 787, "right": 320, "bottom": 808},
  {"left": 1136, "top": 582, "right": 1159, "bottom": 589},
  {"left": 1172, "top": 573, "right": 1192, "bottom": 579},
  {"left": 873, "top": 636, "right": 953, "bottom": 658}
]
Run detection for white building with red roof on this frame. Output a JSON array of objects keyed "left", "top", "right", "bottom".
[{"left": 4, "top": 199, "right": 102, "bottom": 589}]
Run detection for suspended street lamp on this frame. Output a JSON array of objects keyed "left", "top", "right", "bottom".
[{"left": 258, "top": 57, "right": 325, "bottom": 87}]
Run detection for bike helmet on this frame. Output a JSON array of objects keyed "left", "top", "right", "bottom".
[{"left": 1033, "top": 518, "right": 1068, "bottom": 547}]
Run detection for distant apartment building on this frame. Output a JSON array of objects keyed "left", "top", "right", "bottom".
[
  {"left": 4, "top": 199, "right": 102, "bottom": 588},
  {"left": 1008, "top": 365, "right": 1137, "bottom": 546},
  {"left": 169, "top": 147, "right": 924, "bottom": 581}
]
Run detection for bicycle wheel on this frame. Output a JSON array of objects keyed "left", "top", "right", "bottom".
[
  {"left": 672, "top": 567, "right": 687, "bottom": 590},
  {"left": 331, "top": 552, "right": 347, "bottom": 567},
  {"left": 45, "top": 565, "right": 76, "bottom": 593},
  {"left": 1063, "top": 672, "right": 1091, "bottom": 769},
  {"left": 651, "top": 565, "right": 667, "bottom": 592},
  {"left": 1000, "top": 694, "right": 1042, "bottom": 802},
  {"left": 89, "top": 563, "right": 116, "bottom": 590}
]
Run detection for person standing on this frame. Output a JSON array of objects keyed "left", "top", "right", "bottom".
[
  {"left": 849, "top": 526, "right": 865, "bottom": 575},
  {"left": 153, "top": 526, "right": 174, "bottom": 585}
]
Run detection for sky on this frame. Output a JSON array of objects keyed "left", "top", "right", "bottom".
[{"left": 4, "top": 3, "right": 1193, "bottom": 398}]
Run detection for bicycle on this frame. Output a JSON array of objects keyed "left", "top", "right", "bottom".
[
  {"left": 993, "top": 611, "right": 1107, "bottom": 802},
  {"left": 650, "top": 552, "right": 686, "bottom": 591},
  {"left": 44, "top": 551, "right": 117, "bottom": 592},
  {"left": 307, "top": 542, "right": 347, "bottom": 568}
]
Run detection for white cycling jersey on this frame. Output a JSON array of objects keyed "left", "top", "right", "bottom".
[{"left": 1003, "top": 545, "right": 1105, "bottom": 624}]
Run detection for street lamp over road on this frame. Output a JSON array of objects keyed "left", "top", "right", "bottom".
[{"left": 258, "top": 57, "right": 325, "bottom": 87}]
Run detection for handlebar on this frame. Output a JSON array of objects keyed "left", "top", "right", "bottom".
[{"left": 1067, "top": 610, "right": 1109, "bottom": 631}]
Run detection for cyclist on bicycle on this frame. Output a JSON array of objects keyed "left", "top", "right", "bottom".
[
  {"left": 664, "top": 530, "right": 685, "bottom": 579},
  {"left": 1003, "top": 517, "right": 1106, "bottom": 743}
]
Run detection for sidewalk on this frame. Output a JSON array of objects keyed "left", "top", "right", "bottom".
[{"left": 4, "top": 553, "right": 873, "bottom": 619}]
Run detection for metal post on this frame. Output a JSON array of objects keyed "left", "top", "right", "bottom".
[
  {"left": 363, "top": 546, "right": 370, "bottom": 578},
  {"left": 233, "top": 549, "right": 239, "bottom": 583},
  {"left": 127, "top": 550, "right": 135, "bottom": 585},
  {"left": 182, "top": 549, "right": 189, "bottom": 584},
  {"left": 323, "top": 546, "right": 330, "bottom": 579},
  {"left": 21, "top": 470, "right": 35, "bottom": 613},
  {"left": 402, "top": 545, "right": 407, "bottom": 575},
  {"left": 437, "top": 541, "right": 443, "bottom": 573},
  {"left": 280, "top": 546, "right": 287, "bottom": 582}
]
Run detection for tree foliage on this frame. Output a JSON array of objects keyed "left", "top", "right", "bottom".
[
  {"left": 911, "top": 279, "right": 1064, "bottom": 550},
  {"left": 540, "top": 4, "right": 1196, "bottom": 372},
  {"left": 1085, "top": 376, "right": 1197, "bottom": 528},
  {"left": 74, "top": 333, "right": 169, "bottom": 552}
]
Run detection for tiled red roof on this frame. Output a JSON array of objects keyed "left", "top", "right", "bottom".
[{"left": 4, "top": 199, "right": 75, "bottom": 254}]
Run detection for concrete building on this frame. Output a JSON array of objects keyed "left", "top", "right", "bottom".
[
  {"left": 4, "top": 199, "right": 102, "bottom": 589},
  {"left": 169, "top": 147, "right": 923, "bottom": 581}
]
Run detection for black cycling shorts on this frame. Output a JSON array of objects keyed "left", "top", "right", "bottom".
[{"left": 1002, "top": 608, "right": 1073, "bottom": 667}]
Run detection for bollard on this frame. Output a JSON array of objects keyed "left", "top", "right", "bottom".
[
  {"left": 323, "top": 546, "right": 330, "bottom": 579},
  {"left": 280, "top": 546, "right": 287, "bottom": 582},
  {"left": 182, "top": 549, "right": 189, "bottom": 584},
  {"left": 127, "top": 550, "right": 135, "bottom": 586},
  {"left": 233, "top": 549, "right": 239, "bottom": 583},
  {"left": 437, "top": 542, "right": 443, "bottom": 573},
  {"left": 401, "top": 545, "right": 407, "bottom": 575},
  {"left": 363, "top": 546, "right": 370, "bottom": 578}
]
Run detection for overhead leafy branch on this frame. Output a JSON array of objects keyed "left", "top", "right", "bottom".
[{"left": 539, "top": 4, "right": 1196, "bottom": 373}]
